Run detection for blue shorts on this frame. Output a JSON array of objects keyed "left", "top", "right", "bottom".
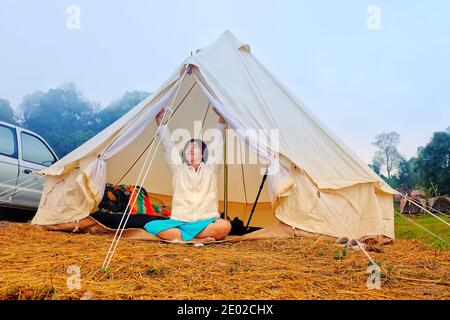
[{"left": 143, "top": 217, "right": 218, "bottom": 241}]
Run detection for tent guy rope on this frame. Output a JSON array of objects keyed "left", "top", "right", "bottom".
[
  {"left": 317, "top": 188, "right": 379, "bottom": 267},
  {"left": 0, "top": 174, "right": 44, "bottom": 197},
  {"left": 403, "top": 194, "right": 449, "bottom": 217},
  {"left": 402, "top": 194, "right": 450, "bottom": 228},
  {"left": 394, "top": 211, "right": 447, "bottom": 243},
  {"left": 0, "top": 176, "right": 44, "bottom": 204},
  {"left": 102, "top": 65, "right": 191, "bottom": 271}
]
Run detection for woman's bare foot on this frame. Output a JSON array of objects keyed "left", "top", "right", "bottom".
[{"left": 190, "top": 236, "right": 215, "bottom": 243}]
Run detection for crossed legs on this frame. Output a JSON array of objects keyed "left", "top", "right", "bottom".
[{"left": 156, "top": 219, "right": 232, "bottom": 242}]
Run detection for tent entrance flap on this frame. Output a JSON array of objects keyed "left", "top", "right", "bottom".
[{"left": 103, "top": 74, "right": 276, "bottom": 227}]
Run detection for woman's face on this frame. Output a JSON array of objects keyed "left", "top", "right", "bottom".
[{"left": 185, "top": 141, "right": 203, "bottom": 166}]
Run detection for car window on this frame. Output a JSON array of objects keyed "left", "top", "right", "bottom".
[
  {"left": 0, "top": 125, "right": 17, "bottom": 158},
  {"left": 21, "top": 132, "right": 56, "bottom": 166}
]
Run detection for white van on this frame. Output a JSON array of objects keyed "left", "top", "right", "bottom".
[{"left": 0, "top": 120, "right": 59, "bottom": 212}]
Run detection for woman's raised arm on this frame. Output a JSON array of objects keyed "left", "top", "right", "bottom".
[{"left": 155, "top": 108, "right": 181, "bottom": 175}]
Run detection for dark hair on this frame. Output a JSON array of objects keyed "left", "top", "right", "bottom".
[{"left": 181, "top": 139, "right": 209, "bottom": 164}]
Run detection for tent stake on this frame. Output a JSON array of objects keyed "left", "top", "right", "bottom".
[{"left": 245, "top": 166, "right": 268, "bottom": 230}]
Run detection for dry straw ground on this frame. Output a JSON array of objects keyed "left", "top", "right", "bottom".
[{"left": 0, "top": 222, "right": 448, "bottom": 300}]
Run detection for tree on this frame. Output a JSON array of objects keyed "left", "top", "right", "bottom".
[
  {"left": 372, "top": 132, "right": 403, "bottom": 179},
  {"left": 0, "top": 98, "right": 17, "bottom": 125},
  {"left": 369, "top": 159, "right": 382, "bottom": 175},
  {"left": 396, "top": 157, "right": 420, "bottom": 194},
  {"left": 416, "top": 131, "right": 450, "bottom": 195},
  {"left": 19, "top": 83, "right": 96, "bottom": 157},
  {"left": 17, "top": 85, "right": 150, "bottom": 158},
  {"left": 96, "top": 90, "right": 150, "bottom": 131}
]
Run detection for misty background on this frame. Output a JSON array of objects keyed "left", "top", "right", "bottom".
[{"left": 0, "top": 1, "right": 449, "bottom": 194}]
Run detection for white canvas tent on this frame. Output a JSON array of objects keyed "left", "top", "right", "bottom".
[{"left": 32, "top": 30, "right": 397, "bottom": 243}]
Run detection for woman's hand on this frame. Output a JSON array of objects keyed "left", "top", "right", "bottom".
[
  {"left": 213, "top": 107, "right": 226, "bottom": 124},
  {"left": 155, "top": 108, "right": 165, "bottom": 126}
]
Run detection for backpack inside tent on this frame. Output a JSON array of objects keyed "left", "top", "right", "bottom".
[{"left": 31, "top": 30, "right": 397, "bottom": 244}]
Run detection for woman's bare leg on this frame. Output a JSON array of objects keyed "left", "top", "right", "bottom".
[
  {"left": 157, "top": 228, "right": 214, "bottom": 243},
  {"left": 195, "top": 219, "right": 232, "bottom": 240},
  {"left": 157, "top": 228, "right": 182, "bottom": 241},
  {"left": 156, "top": 219, "right": 232, "bottom": 242}
]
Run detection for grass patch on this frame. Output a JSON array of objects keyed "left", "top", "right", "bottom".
[{"left": 395, "top": 212, "right": 450, "bottom": 247}]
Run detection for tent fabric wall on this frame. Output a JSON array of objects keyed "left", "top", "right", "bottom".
[
  {"left": 274, "top": 166, "right": 395, "bottom": 240},
  {"left": 32, "top": 30, "right": 396, "bottom": 242}
]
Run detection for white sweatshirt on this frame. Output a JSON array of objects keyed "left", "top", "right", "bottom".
[{"left": 158, "top": 123, "right": 225, "bottom": 222}]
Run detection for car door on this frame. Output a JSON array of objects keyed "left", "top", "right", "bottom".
[
  {"left": 0, "top": 123, "right": 19, "bottom": 207},
  {"left": 14, "top": 129, "right": 58, "bottom": 208}
]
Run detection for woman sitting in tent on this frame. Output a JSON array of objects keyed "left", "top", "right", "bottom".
[{"left": 143, "top": 107, "right": 232, "bottom": 242}]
